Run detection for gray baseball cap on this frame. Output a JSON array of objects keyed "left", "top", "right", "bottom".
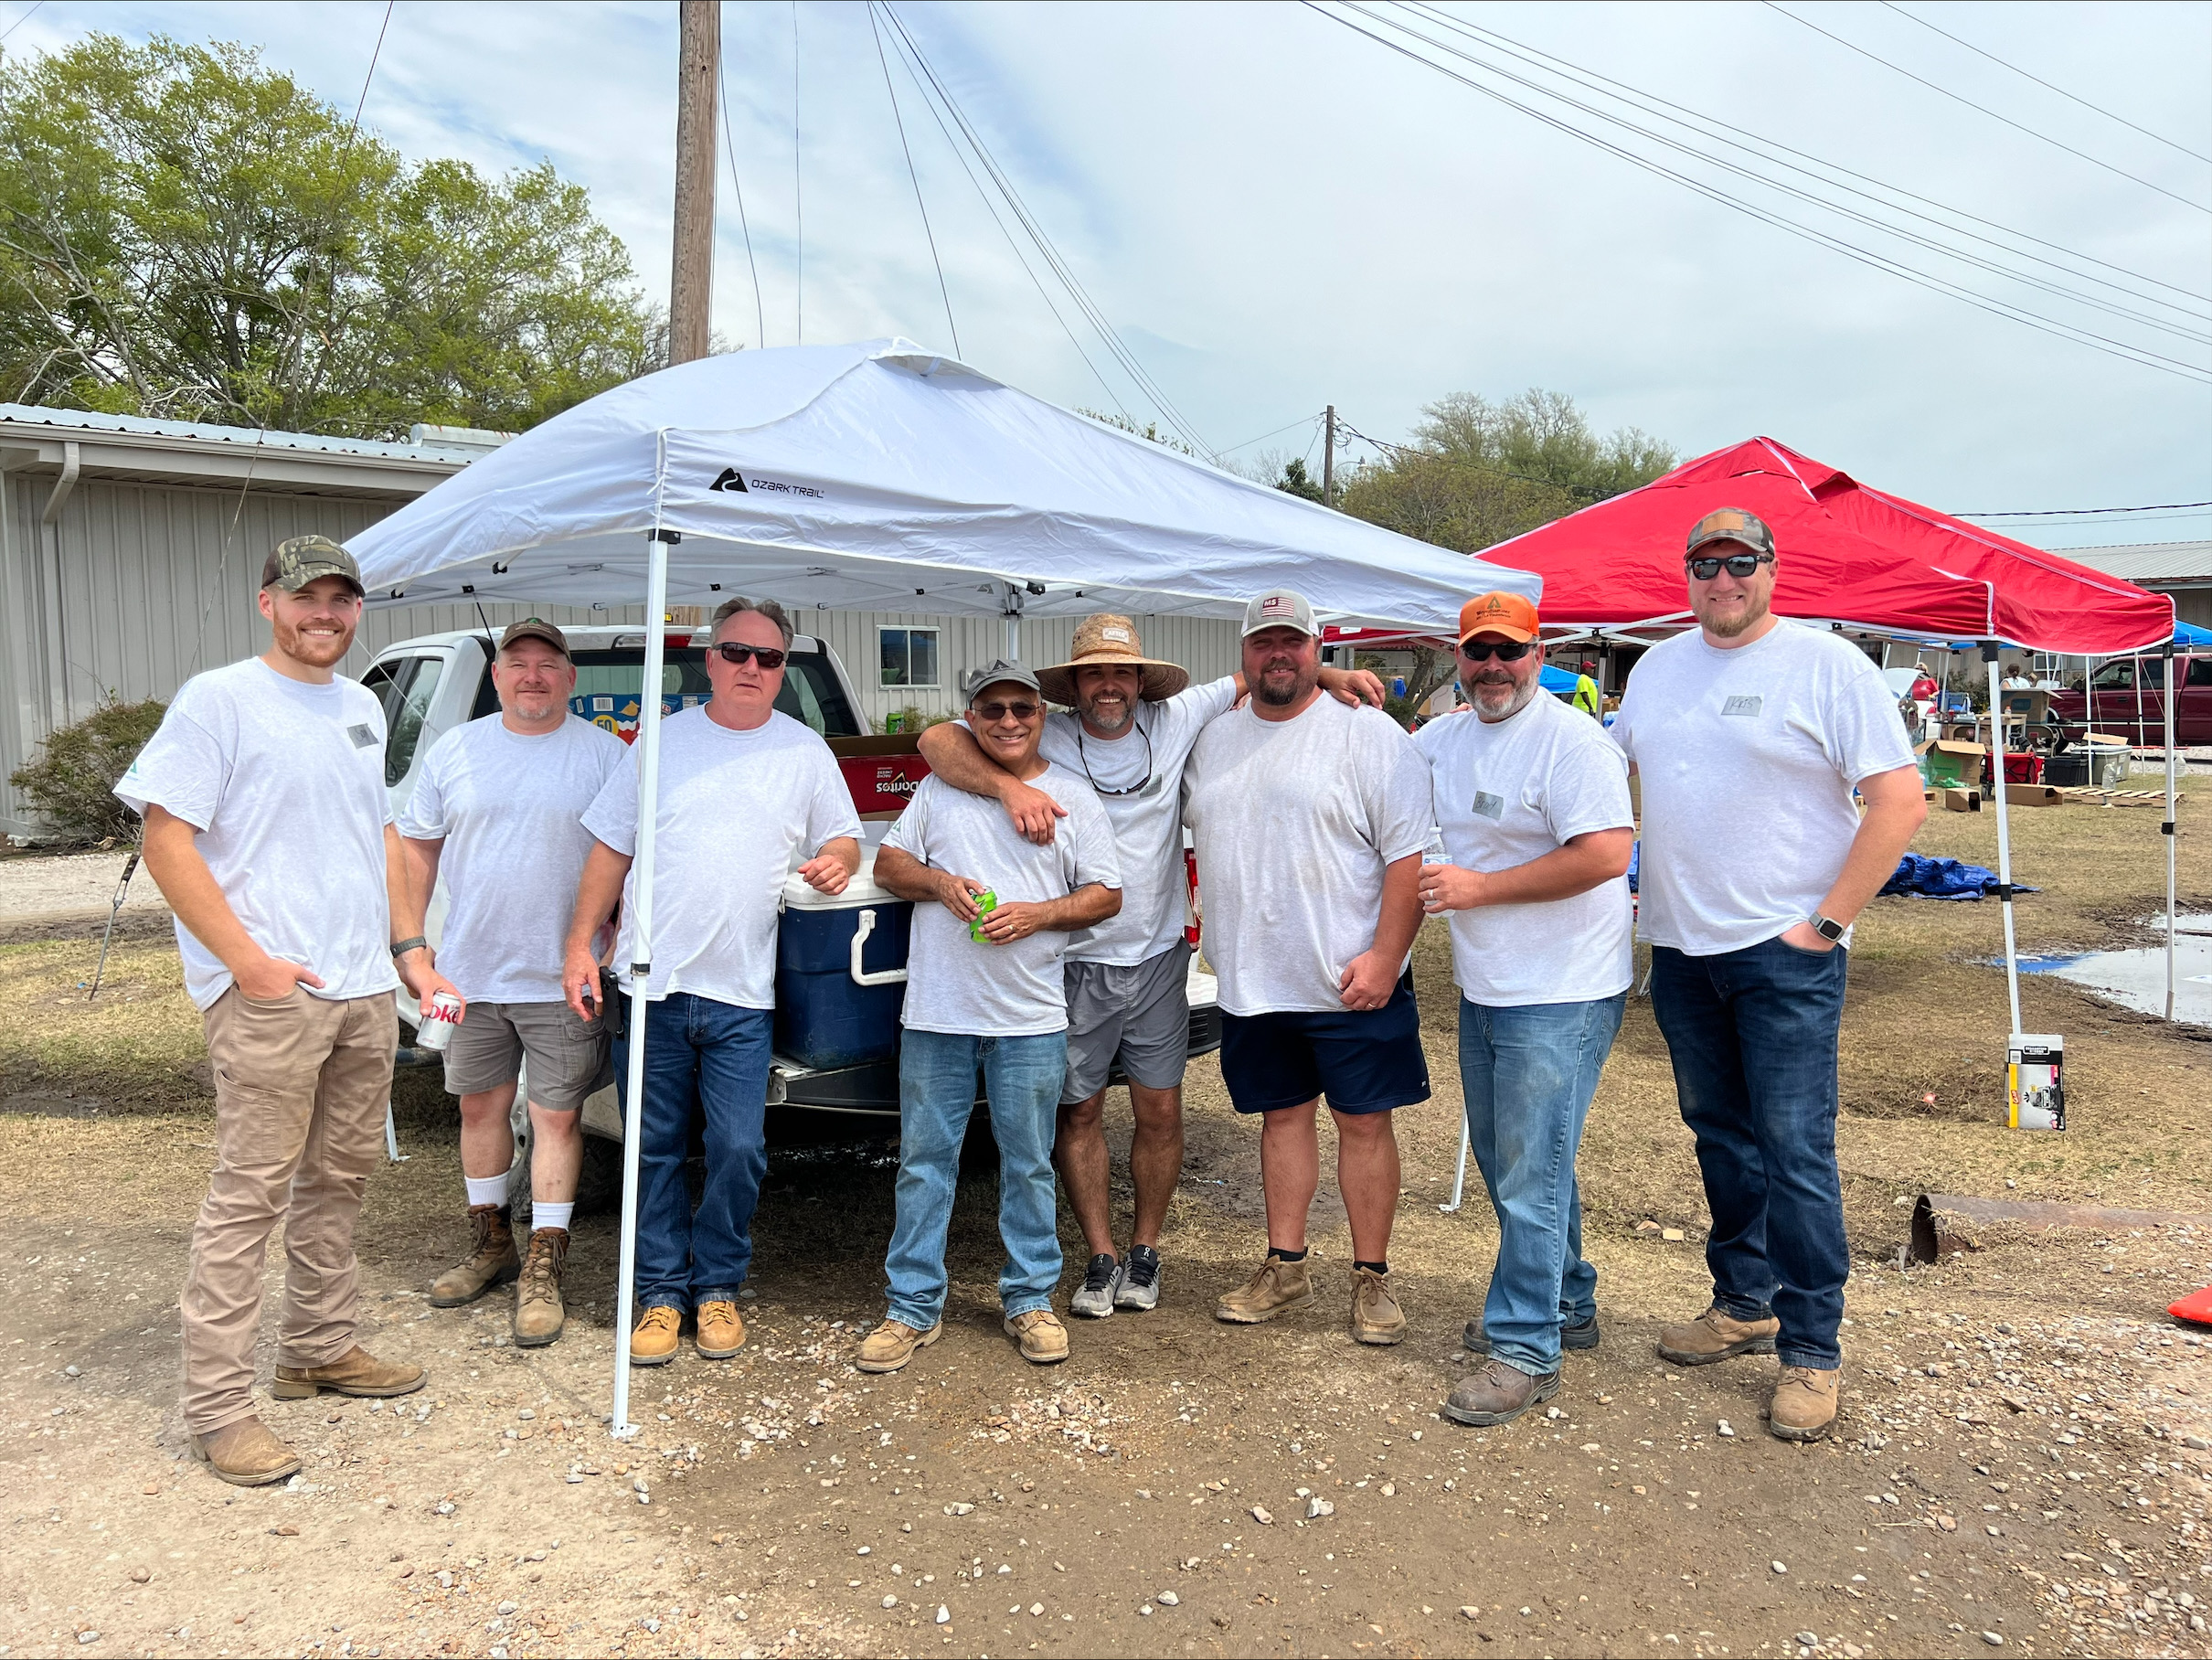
[
  {"left": 962, "top": 659, "right": 1041, "bottom": 703},
  {"left": 1240, "top": 589, "right": 1320, "bottom": 638},
  {"left": 261, "top": 534, "right": 363, "bottom": 594}
]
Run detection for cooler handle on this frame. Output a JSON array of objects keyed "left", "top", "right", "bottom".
[{"left": 850, "top": 909, "right": 909, "bottom": 987}]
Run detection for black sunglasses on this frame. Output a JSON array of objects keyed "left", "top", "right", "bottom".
[
  {"left": 1458, "top": 639, "right": 1535, "bottom": 664},
  {"left": 973, "top": 699, "right": 1041, "bottom": 721},
  {"left": 710, "top": 642, "right": 787, "bottom": 669},
  {"left": 1686, "top": 551, "right": 1774, "bottom": 580}
]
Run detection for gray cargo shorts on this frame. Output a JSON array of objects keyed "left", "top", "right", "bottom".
[
  {"left": 1061, "top": 941, "right": 1193, "bottom": 1105},
  {"left": 443, "top": 998, "right": 611, "bottom": 1113}
]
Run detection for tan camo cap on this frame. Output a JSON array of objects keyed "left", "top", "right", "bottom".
[
  {"left": 261, "top": 534, "right": 363, "bottom": 594},
  {"left": 1035, "top": 613, "right": 1191, "bottom": 708}
]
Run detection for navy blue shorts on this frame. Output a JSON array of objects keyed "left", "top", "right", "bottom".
[{"left": 1218, "top": 973, "right": 1430, "bottom": 1115}]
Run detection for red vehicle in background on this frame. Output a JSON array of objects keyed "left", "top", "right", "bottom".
[{"left": 2048, "top": 651, "right": 2212, "bottom": 746}]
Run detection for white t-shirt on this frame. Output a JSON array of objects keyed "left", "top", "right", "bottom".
[
  {"left": 398, "top": 714, "right": 630, "bottom": 1005},
  {"left": 115, "top": 657, "right": 399, "bottom": 1012},
  {"left": 1183, "top": 695, "right": 1434, "bottom": 1016},
  {"left": 1413, "top": 691, "right": 1635, "bottom": 1006},
  {"left": 580, "top": 708, "right": 861, "bottom": 1008},
  {"left": 882, "top": 766, "right": 1122, "bottom": 1037},
  {"left": 1610, "top": 620, "right": 1917, "bottom": 956}
]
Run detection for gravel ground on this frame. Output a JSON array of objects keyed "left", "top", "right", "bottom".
[{"left": 0, "top": 851, "right": 168, "bottom": 926}]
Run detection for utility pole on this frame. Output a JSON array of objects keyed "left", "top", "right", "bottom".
[
  {"left": 1322, "top": 404, "right": 1336, "bottom": 508},
  {"left": 669, "top": 0, "right": 719, "bottom": 366}
]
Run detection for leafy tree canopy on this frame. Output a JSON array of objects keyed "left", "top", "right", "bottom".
[
  {"left": 1274, "top": 456, "right": 1324, "bottom": 503},
  {"left": 0, "top": 33, "right": 662, "bottom": 438}
]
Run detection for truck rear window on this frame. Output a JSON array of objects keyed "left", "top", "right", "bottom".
[{"left": 552, "top": 646, "right": 863, "bottom": 741}]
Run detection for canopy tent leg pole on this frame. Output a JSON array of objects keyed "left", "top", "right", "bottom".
[
  {"left": 1441, "top": 1117, "right": 1471, "bottom": 1214},
  {"left": 2165, "top": 646, "right": 2178, "bottom": 1022},
  {"left": 1985, "top": 645, "right": 2024, "bottom": 1038},
  {"left": 611, "top": 474, "right": 675, "bottom": 1442}
]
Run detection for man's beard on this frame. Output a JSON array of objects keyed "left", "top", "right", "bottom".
[
  {"left": 1702, "top": 592, "right": 1771, "bottom": 639},
  {"left": 506, "top": 692, "right": 564, "bottom": 722},
  {"left": 1470, "top": 673, "right": 1537, "bottom": 719},
  {"left": 1079, "top": 691, "right": 1133, "bottom": 733},
  {"left": 1252, "top": 662, "right": 1315, "bottom": 708},
  {"left": 273, "top": 613, "right": 353, "bottom": 667}
]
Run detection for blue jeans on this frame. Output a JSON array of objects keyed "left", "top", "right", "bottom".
[
  {"left": 884, "top": 1030, "right": 1067, "bottom": 1330},
  {"left": 1459, "top": 994, "right": 1624, "bottom": 1378},
  {"left": 1650, "top": 938, "right": 1851, "bottom": 1369},
  {"left": 613, "top": 993, "right": 772, "bottom": 1311}
]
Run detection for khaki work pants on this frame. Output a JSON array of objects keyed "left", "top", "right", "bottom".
[{"left": 182, "top": 986, "right": 397, "bottom": 1435}]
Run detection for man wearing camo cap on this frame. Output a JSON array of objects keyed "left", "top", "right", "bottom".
[{"left": 122, "top": 536, "right": 459, "bottom": 1486}]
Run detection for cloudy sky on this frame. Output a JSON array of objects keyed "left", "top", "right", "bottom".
[{"left": 8, "top": 0, "right": 2208, "bottom": 549}]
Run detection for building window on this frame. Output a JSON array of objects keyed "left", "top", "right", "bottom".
[{"left": 878, "top": 626, "right": 940, "bottom": 689}]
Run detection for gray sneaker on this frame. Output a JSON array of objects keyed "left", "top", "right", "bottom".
[
  {"left": 1069, "top": 1253, "right": 1119, "bottom": 1319},
  {"left": 1113, "top": 1244, "right": 1161, "bottom": 1312}
]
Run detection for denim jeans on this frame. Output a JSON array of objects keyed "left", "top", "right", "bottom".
[
  {"left": 1649, "top": 938, "right": 1851, "bottom": 1369},
  {"left": 884, "top": 1029, "right": 1067, "bottom": 1330},
  {"left": 1459, "top": 994, "right": 1624, "bottom": 1378},
  {"left": 613, "top": 992, "right": 772, "bottom": 1311}
]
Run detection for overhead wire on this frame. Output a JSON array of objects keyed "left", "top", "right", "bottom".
[
  {"left": 1219, "top": 411, "right": 1326, "bottom": 454},
  {"left": 1956, "top": 499, "right": 2212, "bottom": 518},
  {"left": 1878, "top": 1, "right": 2211, "bottom": 166},
  {"left": 791, "top": 0, "right": 803, "bottom": 345},
  {"left": 868, "top": 3, "right": 961, "bottom": 357},
  {"left": 1762, "top": 1, "right": 2208, "bottom": 216},
  {"left": 717, "top": 32, "right": 767, "bottom": 350},
  {"left": 0, "top": 2, "right": 45, "bottom": 44},
  {"left": 1307, "top": 3, "right": 2212, "bottom": 383}
]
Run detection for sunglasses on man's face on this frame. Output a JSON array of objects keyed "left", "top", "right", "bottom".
[
  {"left": 710, "top": 642, "right": 787, "bottom": 669},
  {"left": 1458, "top": 639, "right": 1534, "bottom": 664},
  {"left": 1686, "top": 551, "right": 1773, "bottom": 581},
  {"left": 973, "top": 700, "right": 1041, "bottom": 722}
]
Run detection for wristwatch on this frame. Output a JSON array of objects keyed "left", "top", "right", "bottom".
[{"left": 1809, "top": 915, "right": 1845, "bottom": 943}]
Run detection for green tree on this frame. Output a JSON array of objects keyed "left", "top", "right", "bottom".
[
  {"left": 1274, "top": 456, "right": 1324, "bottom": 503},
  {"left": 0, "top": 33, "right": 659, "bottom": 437}
]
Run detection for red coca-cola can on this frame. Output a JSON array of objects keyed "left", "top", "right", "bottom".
[{"left": 415, "top": 989, "right": 463, "bottom": 1053}]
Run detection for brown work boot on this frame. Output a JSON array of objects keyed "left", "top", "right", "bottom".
[
  {"left": 1350, "top": 1266, "right": 1407, "bottom": 1346},
  {"left": 629, "top": 1305, "right": 681, "bottom": 1367},
  {"left": 1004, "top": 1308, "right": 1070, "bottom": 1365},
  {"left": 271, "top": 1345, "right": 426, "bottom": 1400},
  {"left": 697, "top": 1299, "right": 746, "bottom": 1360},
  {"left": 856, "top": 1317, "right": 941, "bottom": 1374},
  {"left": 1656, "top": 1304, "right": 1780, "bottom": 1367},
  {"left": 191, "top": 1416, "right": 302, "bottom": 1487},
  {"left": 1769, "top": 1365, "right": 1841, "bottom": 1442},
  {"left": 1441, "top": 1358, "right": 1560, "bottom": 1427},
  {"left": 512, "top": 1228, "right": 569, "bottom": 1349},
  {"left": 1215, "top": 1254, "right": 1316, "bottom": 1325},
  {"left": 428, "top": 1204, "right": 518, "bottom": 1307}
]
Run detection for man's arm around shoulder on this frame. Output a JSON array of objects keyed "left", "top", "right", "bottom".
[{"left": 916, "top": 722, "right": 1067, "bottom": 846}]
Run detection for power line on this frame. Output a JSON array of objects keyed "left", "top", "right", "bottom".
[
  {"left": 1763, "top": 1, "right": 2209, "bottom": 216},
  {"left": 346, "top": 1, "right": 392, "bottom": 141},
  {"left": 1957, "top": 500, "right": 2212, "bottom": 518},
  {"left": 717, "top": 33, "right": 767, "bottom": 350},
  {"left": 0, "top": 2, "right": 46, "bottom": 44},
  {"left": 791, "top": 0, "right": 803, "bottom": 345},
  {"left": 1219, "top": 411, "right": 1324, "bottom": 454},
  {"left": 1879, "top": 2, "right": 2211, "bottom": 167},
  {"left": 869, "top": 3, "right": 960, "bottom": 357},
  {"left": 1309, "top": 4, "right": 2211, "bottom": 383}
]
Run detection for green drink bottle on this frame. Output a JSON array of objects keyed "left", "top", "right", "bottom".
[{"left": 969, "top": 889, "right": 999, "bottom": 943}]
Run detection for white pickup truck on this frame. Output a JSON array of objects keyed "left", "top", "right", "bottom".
[{"left": 364, "top": 623, "right": 1221, "bottom": 1202}]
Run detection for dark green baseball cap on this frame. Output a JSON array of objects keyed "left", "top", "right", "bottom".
[{"left": 261, "top": 535, "right": 364, "bottom": 594}]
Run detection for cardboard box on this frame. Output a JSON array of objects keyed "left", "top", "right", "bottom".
[
  {"left": 1999, "top": 783, "right": 2064, "bottom": 808},
  {"left": 2008, "top": 1034, "right": 2065, "bottom": 1131},
  {"left": 1939, "top": 787, "right": 1982, "bottom": 813},
  {"left": 1922, "top": 740, "right": 1984, "bottom": 789}
]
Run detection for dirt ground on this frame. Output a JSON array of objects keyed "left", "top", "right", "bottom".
[{"left": 4, "top": 785, "right": 2209, "bottom": 1660}]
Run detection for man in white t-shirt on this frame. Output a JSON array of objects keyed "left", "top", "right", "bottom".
[
  {"left": 118, "top": 536, "right": 457, "bottom": 1486},
  {"left": 1611, "top": 507, "right": 1926, "bottom": 1443},
  {"left": 861, "top": 662, "right": 1122, "bottom": 1375},
  {"left": 398, "top": 618, "right": 627, "bottom": 1348},
  {"left": 917, "top": 616, "right": 1383, "bottom": 1321},
  {"left": 1413, "top": 591, "right": 1635, "bottom": 1429},
  {"left": 1185, "top": 591, "right": 1435, "bottom": 1346},
  {"left": 562, "top": 598, "right": 862, "bottom": 1367}
]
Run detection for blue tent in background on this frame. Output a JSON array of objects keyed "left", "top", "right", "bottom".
[
  {"left": 2174, "top": 620, "right": 2212, "bottom": 648},
  {"left": 1539, "top": 664, "right": 1580, "bottom": 695}
]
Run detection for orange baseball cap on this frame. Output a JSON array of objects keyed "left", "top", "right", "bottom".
[{"left": 1458, "top": 591, "right": 1540, "bottom": 645}]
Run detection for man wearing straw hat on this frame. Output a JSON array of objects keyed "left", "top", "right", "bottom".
[{"left": 920, "top": 616, "right": 1380, "bottom": 1318}]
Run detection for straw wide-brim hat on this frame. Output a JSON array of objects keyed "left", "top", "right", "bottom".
[{"left": 1036, "top": 613, "right": 1191, "bottom": 708}]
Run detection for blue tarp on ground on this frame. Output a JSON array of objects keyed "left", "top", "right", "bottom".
[{"left": 1878, "top": 854, "right": 2039, "bottom": 901}]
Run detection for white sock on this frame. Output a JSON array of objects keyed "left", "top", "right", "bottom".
[
  {"left": 533, "top": 1201, "right": 575, "bottom": 1233},
  {"left": 464, "top": 1172, "right": 511, "bottom": 1209}
]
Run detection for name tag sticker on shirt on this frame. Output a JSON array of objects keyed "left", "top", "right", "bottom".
[
  {"left": 346, "top": 723, "right": 378, "bottom": 749},
  {"left": 1472, "top": 790, "right": 1505, "bottom": 821},
  {"left": 1720, "top": 695, "right": 1764, "bottom": 718}
]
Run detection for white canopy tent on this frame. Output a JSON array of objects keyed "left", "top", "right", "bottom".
[{"left": 350, "top": 339, "right": 1543, "bottom": 1436}]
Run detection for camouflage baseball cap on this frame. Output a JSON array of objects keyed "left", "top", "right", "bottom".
[
  {"left": 261, "top": 535, "right": 363, "bottom": 594},
  {"left": 1685, "top": 507, "right": 1775, "bottom": 561}
]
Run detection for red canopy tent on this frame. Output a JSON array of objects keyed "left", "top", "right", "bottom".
[{"left": 1481, "top": 437, "right": 2175, "bottom": 654}]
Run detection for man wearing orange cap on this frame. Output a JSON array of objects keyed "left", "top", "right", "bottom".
[
  {"left": 1414, "top": 592, "right": 1635, "bottom": 1427},
  {"left": 1611, "top": 508, "right": 1925, "bottom": 1442}
]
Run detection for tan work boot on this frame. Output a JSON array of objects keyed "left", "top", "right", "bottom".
[
  {"left": 1350, "top": 1266, "right": 1407, "bottom": 1346},
  {"left": 512, "top": 1228, "right": 568, "bottom": 1349},
  {"left": 1769, "top": 1365, "right": 1841, "bottom": 1442},
  {"left": 271, "top": 1345, "right": 426, "bottom": 1400},
  {"left": 191, "top": 1416, "right": 302, "bottom": 1487},
  {"left": 629, "top": 1305, "right": 681, "bottom": 1367},
  {"left": 1655, "top": 1304, "right": 1780, "bottom": 1367},
  {"left": 856, "top": 1317, "right": 941, "bottom": 1374},
  {"left": 1004, "top": 1308, "right": 1070, "bottom": 1365},
  {"left": 428, "top": 1204, "right": 518, "bottom": 1307},
  {"left": 1215, "top": 1254, "right": 1315, "bottom": 1325},
  {"left": 1441, "top": 1358, "right": 1560, "bottom": 1427},
  {"left": 697, "top": 1299, "right": 746, "bottom": 1360}
]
